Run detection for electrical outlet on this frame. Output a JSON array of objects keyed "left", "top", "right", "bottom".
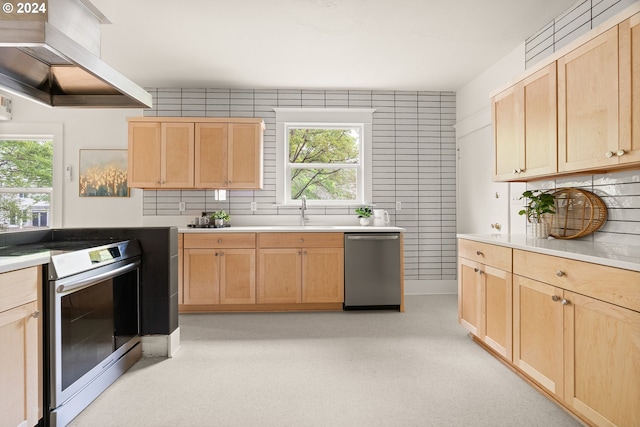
[
  {"left": 250, "top": 201, "right": 257, "bottom": 211},
  {"left": 396, "top": 201, "right": 402, "bottom": 211},
  {"left": 179, "top": 201, "right": 186, "bottom": 212}
]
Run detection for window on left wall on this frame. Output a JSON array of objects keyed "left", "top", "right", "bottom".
[{"left": 0, "top": 139, "right": 53, "bottom": 230}]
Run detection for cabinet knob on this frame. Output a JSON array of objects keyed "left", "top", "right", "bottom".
[
  {"left": 556, "top": 270, "right": 564, "bottom": 277},
  {"left": 474, "top": 268, "right": 479, "bottom": 272},
  {"left": 31, "top": 310, "right": 40, "bottom": 318},
  {"left": 297, "top": 251, "right": 301, "bottom": 255},
  {"left": 299, "top": 238, "right": 304, "bottom": 243},
  {"left": 561, "top": 298, "right": 569, "bottom": 305},
  {"left": 490, "top": 223, "right": 501, "bottom": 231},
  {"left": 616, "top": 149, "right": 626, "bottom": 157},
  {"left": 217, "top": 239, "right": 222, "bottom": 243},
  {"left": 155, "top": 180, "right": 161, "bottom": 184},
  {"left": 219, "top": 252, "right": 224, "bottom": 256},
  {"left": 605, "top": 151, "right": 614, "bottom": 158},
  {"left": 551, "top": 295, "right": 560, "bottom": 302},
  {"left": 215, "top": 252, "right": 218, "bottom": 256},
  {"left": 476, "top": 251, "right": 483, "bottom": 256},
  {"left": 513, "top": 169, "right": 519, "bottom": 174}
]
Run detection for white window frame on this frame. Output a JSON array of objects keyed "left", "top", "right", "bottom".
[
  {"left": 274, "top": 108, "right": 374, "bottom": 206},
  {"left": 0, "top": 123, "right": 63, "bottom": 228}
]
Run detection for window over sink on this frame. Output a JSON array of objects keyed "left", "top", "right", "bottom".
[{"left": 275, "top": 108, "right": 374, "bottom": 206}]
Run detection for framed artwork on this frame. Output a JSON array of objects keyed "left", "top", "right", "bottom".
[{"left": 79, "top": 149, "right": 129, "bottom": 197}]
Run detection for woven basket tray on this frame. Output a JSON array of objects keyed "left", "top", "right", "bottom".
[{"left": 548, "top": 188, "right": 607, "bottom": 239}]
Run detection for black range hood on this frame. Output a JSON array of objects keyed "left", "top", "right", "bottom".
[{"left": 0, "top": 0, "right": 151, "bottom": 108}]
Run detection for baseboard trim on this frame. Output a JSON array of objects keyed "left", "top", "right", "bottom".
[{"left": 404, "top": 279, "right": 457, "bottom": 295}]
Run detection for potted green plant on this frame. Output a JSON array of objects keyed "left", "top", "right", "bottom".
[
  {"left": 518, "top": 190, "right": 555, "bottom": 238},
  {"left": 355, "top": 206, "right": 372, "bottom": 226},
  {"left": 211, "top": 210, "right": 230, "bottom": 228}
]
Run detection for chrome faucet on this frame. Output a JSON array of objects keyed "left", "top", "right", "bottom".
[{"left": 300, "top": 195, "right": 309, "bottom": 226}]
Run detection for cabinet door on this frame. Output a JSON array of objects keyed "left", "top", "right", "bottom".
[
  {"left": 482, "top": 265, "right": 512, "bottom": 361},
  {"left": 228, "top": 123, "right": 263, "bottom": 189},
  {"left": 257, "top": 249, "right": 301, "bottom": 304},
  {"left": 513, "top": 275, "right": 564, "bottom": 399},
  {"left": 0, "top": 301, "right": 38, "bottom": 427},
  {"left": 619, "top": 13, "right": 640, "bottom": 165},
  {"left": 558, "top": 26, "right": 619, "bottom": 172},
  {"left": 521, "top": 63, "right": 557, "bottom": 179},
  {"left": 183, "top": 249, "right": 220, "bottom": 305},
  {"left": 219, "top": 249, "right": 256, "bottom": 304},
  {"left": 564, "top": 291, "right": 640, "bottom": 427},
  {"left": 128, "top": 122, "right": 161, "bottom": 187},
  {"left": 162, "top": 123, "right": 194, "bottom": 188},
  {"left": 493, "top": 85, "right": 522, "bottom": 181},
  {"left": 195, "top": 123, "right": 228, "bottom": 188},
  {"left": 458, "top": 257, "right": 482, "bottom": 336},
  {"left": 301, "top": 247, "right": 344, "bottom": 303}
]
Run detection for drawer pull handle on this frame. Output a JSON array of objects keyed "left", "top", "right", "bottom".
[
  {"left": 561, "top": 298, "right": 569, "bottom": 305},
  {"left": 31, "top": 310, "right": 40, "bottom": 319},
  {"left": 476, "top": 251, "right": 483, "bottom": 256},
  {"left": 552, "top": 295, "right": 560, "bottom": 302},
  {"left": 556, "top": 271, "right": 564, "bottom": 277}
]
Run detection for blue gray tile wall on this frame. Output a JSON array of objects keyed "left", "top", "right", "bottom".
[
  {"left": 525, "top": 0, "right": 637, "bottom": 68},
  {"left": 142, "top": 88, "right": 457, "bottom": 281}
]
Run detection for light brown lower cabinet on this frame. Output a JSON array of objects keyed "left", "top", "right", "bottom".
[
  {"left": 458, "top": 239, "right": 512, "bottom": 360},
  {"left": 183, "top": 247, "right": 256, "bottom": 306},
  {"left": 0, "top": 267, "right": 41, "bottom": 427},
  {"left": 257, "top": 233, "right": 344, "bottom": 305},
  {"left": 459, "top": 239, "right": 640, "bottom": 427},
  {"left": 182, "top": 234, "right": 257, "bottom": 307},
  {"left": 180, "top": 232, "right": 344, "bottom": 312}
]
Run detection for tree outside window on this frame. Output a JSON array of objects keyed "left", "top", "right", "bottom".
[
  {"left": 0, "top": 139, "right": 53, "bottom": 230},
  {"left": 287, "top": 126, "right": 361, "bottom": 202}
]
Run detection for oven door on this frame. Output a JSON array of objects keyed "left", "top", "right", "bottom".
[{"left": 49, "top": 257, "right": 141, "bottom": 409}]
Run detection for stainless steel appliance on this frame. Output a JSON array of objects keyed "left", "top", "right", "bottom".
[
  {"left": 46, "top": 240, "right": 142, "bottom": 427},
  {"left": 344, "top": 233, "right": 401, "bottom": 310}
]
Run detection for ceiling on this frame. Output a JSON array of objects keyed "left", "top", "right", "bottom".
[{"left": 98, "top": 0, "right": 578, "bottom": 92}]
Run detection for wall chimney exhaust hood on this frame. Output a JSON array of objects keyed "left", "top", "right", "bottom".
[{"left": 0, "top": 0, "right": 152, "bottom": 108}]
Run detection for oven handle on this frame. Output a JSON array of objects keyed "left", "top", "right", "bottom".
[{"left": 55, "top": 259, "right": 141, "bottom": 294}]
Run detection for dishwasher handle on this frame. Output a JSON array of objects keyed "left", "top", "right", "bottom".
[{"left": 346, "top": 235, "right": 399, "bottom": 241}]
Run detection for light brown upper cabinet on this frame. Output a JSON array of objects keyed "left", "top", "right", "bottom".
[
  {"left": 619, "top": 13, "right": 640, "bottom": 166},
  {"left": 558, "top": 13, "right": 640, "bottom": 172},
  {"left": 128, "top": 121, "right": 195, "bottom": 188},
  {"left": 493, "top": 63, "right": 557, "bottom": 181},
  {"left": 493, "top": 10, "right": 640, "bottom": 181},
  {"left": 195, "top": 122, "right": 264, "bottom": 189},
  {"left": 128, "top": 117, "right": 264, "bottom": 189}
]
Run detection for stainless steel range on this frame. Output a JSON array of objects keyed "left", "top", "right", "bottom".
[{"left": 45, "top": 240, "right": 142, "bottom": 427}]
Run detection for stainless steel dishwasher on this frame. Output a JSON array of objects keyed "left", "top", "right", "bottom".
[{"left": 344, "top": 233, "right": 401, "bottom": 310}]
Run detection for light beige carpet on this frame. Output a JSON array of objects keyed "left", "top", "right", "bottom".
[{"left": 69, "top": 295, "right": 583, "bottom": 427}]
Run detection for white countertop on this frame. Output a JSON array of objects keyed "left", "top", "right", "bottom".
[
  {"left": 457, "top": 233, "right": 640, "bottom": 273},
  {"left": 0, "top": 252, "right": 50, "bottom": 274},
  {"left": 179, "top": 225, "right": 405, "bottom": 233}
]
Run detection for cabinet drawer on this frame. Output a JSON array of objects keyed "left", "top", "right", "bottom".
[
  {"left": 0, "top": 267, "right": 39, "bottom": 313},
  {"left": 458, "top": 239, "right": 512, "bottom": 272},
  {"left": 258, "top": 232, "right": 344, "bottom": 248},
  {"left": 513, "top": 249, "right": 640, "bottom": 312},
  {"left": 184, "top": 233, "right": 256, "bottom": 249}
]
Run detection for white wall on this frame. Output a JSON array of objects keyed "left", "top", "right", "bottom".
[
  {"left": 455, "top": 44, "right": 527, "bottom": 235},
  {"left": 0, "top": 92, "right": 145, "bottom": 227}
]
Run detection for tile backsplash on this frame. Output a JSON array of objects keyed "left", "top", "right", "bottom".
[
  {"left": 525, "top": 0, "right": 637, "bottom": 68},
  {"left": 141, "top": 88, "right": 457, "bottom": 282},
  {"left": 527, "top": 169, "right": 640, "bottom": 246}
]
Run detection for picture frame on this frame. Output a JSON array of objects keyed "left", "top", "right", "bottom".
[{"left": 79, "top": 149, "right": 129, "bottom": 197}]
